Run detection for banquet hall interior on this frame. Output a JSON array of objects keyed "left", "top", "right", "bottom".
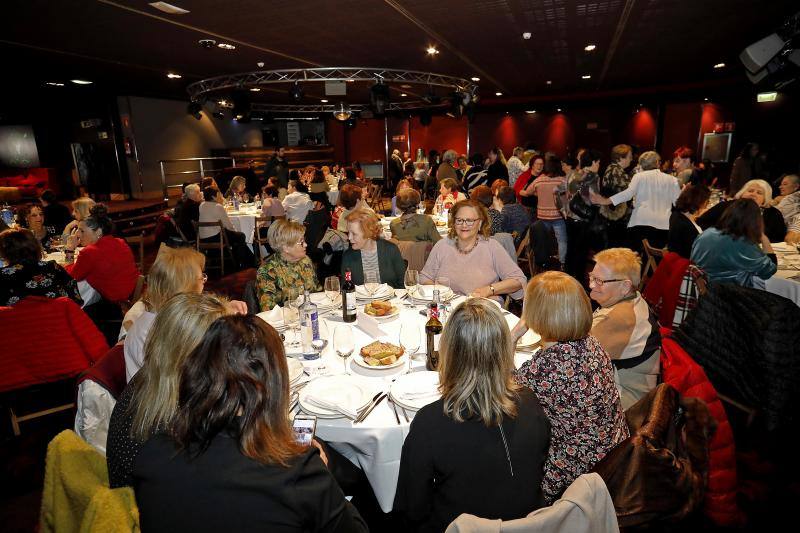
[{"left": 2, "top": 1, "right": 800, "bottom": 531}]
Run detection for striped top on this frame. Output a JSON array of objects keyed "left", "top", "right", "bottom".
[
  {"left": 360, "top": 248, "right": 381, "bottom": 282},
  {"left": 531, "top": 175, "right": 567, "bottom": 220}
]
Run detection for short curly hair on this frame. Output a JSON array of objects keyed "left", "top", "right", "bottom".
[
  {"left": 447, "top": 199, "right": 491, "bottom": 239},
  {"left": 338, "top": 184, "right": 362, "bottom": 209},
  {"left": 345, "top": 208, "right": 382, "bottom": 240}
]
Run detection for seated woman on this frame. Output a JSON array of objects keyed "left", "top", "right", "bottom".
[
  {"left": 198, "top": 186, "right": 255, "bottom": 269},
  {"left": 341, "top": 208, "right": 405, "bottom": 288},
  {"left": 282, "top": 180, "right": 314, "bottom": 223},
  {"left": 421, "top": 199, "right": 526, "bottom": 301},
  {"left": 513, "top": 271, "right": 629, "bottom": 503},
  {"left": 391, "top": 179, "right": 413, "bottom": 216},
  {"left": 470, "top": 185, "right": 503, "bottom": 235},
  {"left": 433, "top": 177, "right": 466, "bottom": 215},
  {"left": 62, "top": 197, "right": 96, "bottom": 237},
  {"left": 395, "top": 299, "right": 550, "bottom": 531},
  {"left": 322, "top": 165, "right": 339, "bottom": 191},
  {"left": 64, "top": 204, "right": 139, "bottom": 303},
  {"left": 668, "top": 184, "right": 710, "bottom": 258},
  {"left": 332, "top": 184, "right": 361, "bottom": 231},
  {"left": 256, "top": 219, "right": 321, "bottom": 310},
  {"left": 697, "top": 179, "right": 787, "bottom": 243},
  {"left": 0, "top": 227, "right": 81, "bottom": 306},
  {"left": 589, "top": 248, "right": 662, "bottom": 410},
  {"left": 309, "top": 168, "right": 330, "bottom": 193},
  {"left": 224, "top": 175, "right": 249, "bottom": 203},
  {"left": 16, "top": 203, "right": 54, "bottom": 250},
  {"left": 304, "top": 191, "right": 332, "bottom": 252},
  {"left": 691, "top": 199, "right": 800, "bottom": 307},
  {"left": 496, "top": 186, "right": 532, "bottom": 240},
  {"left": 200, "top": 176, "right": 225, "bottom": 204},
  {"left": 390, "top": 189, "right": 442, "bottom": 243},
  {"left": 132, "top": 314, "right": 368, "bottom": 531},
  {"left": 107, "top": 293, "right": 231, "bottom": 488}
]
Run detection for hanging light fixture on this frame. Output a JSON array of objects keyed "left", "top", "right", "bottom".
[{"left": 333, "top": 102, "right": 352, "bottom": 121}]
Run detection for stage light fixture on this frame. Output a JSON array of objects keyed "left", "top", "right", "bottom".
[
  {"left": 70, "top": 79, "right": 93, "bottom": 85},
  {"left": 289, "top": 82, "right": 304, "bottom": 101},
  {"left": 370, "top": 81, "right": 390, "bottom": 115},
  {"left": 471, "top": 77, "right": 480, "bottom": 82},
  {"left": 426, "top": 46, "right": 439, "bottom": 55},
  {"left": 740, "top": 33, "right": 785, "bottom": 73},
  {"left": 212, "top": 110, "right": 225, "bottom": 120},
  {"left": 495, "top": 92, "right": 502, "bottom": 96},
  {"left": 333, "top": 102, "right": 352, "bottom": 121},
  {"left": 713, "top": 63, "right": 726, "bottom": 69},
  {"left": 187, "top": 101, "right": 203, "bottom": 120},
  {"left": 167, "top": 73, "right": 182, "bottom": 79},
  {"left": 582, "top": 75, "right": 592, "bottom": 79}
]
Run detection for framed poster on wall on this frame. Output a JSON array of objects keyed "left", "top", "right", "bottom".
[{"left": 701, "top": 133, "right": 733, "bottom": 163}]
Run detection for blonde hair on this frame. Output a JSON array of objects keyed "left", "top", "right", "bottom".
[
  {"left": 144, "top": 247, "right": 205, "bottom": 312},
  {"left": 225, "top": 175, "right": 247, "bottom": 197},
  {"left": 438, "top": 298, "right": 519, "bottom": 426},
  {"left": 593, "top": 247, "right": 642, "bottom": 289},
  {"left": 71, "top": 197, "right": 96, "bottom": 221},
  {"left": 130, "top": 292, "right": 231, "bottom": 440},
  {"left": 523, "top": 272, "right": 592, "bottom": 342},
  {"left": 638, "top": 151, "right": 661, "bottom": 170},
  {"left": 734, "top": 179, "right": 773, "bottom": 207},
  {"left": 267, "top": 219, "right": 306, "bottom": 252},
  {"left": 345, "top": 208, "right": 382, "bottom": 240},
  {"left": 447, "top": 200, "right": 491, "bottom": 239}
]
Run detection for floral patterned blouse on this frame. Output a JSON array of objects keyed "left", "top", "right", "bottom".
[
  {"left": 256, "top": 253, "right": 321, "bottom": 311},
  {"left": 514, "top": 335, "right": 629, "bottom": 503},
  {"left": 0, "top": 259, "right": 83, "bottom": 307}
]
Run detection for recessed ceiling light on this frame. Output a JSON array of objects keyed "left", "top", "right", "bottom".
[
  {"left": 546, "top": 80, "right": 552, "bottom": 85},
  {"left": 167, "top": 73, "right": 182, "bottom": 79},
  {"left": 400, "top": 84, "right": 412, "bottom": 89},
  {"left": 45, "top": 82, "right": 65, "bottom": 87},
  {"left": 557, "top": 108, "right": 562, "bottom": 112},
  {"left": 704, "top": 98, "right": 709, "bottom": 101},
  {"left": 320, "top": 99, "right": 328, "bottom": 103},
  {"left": 426, "top": 46, "right": 439, "bottom": 55},
  {"left": 400, "top": 93, "right": 407, "bottom": 97},
  {"left": 584, "top": 44, "right": 596, "bottom": 51},
  {"left": 522, "top": 32, "right": 532, "bottom": 40},
  {"left": 495, "top": 92, "right": 503, "bottom": 96},
  {"left": 70, "top": 79, "right": 92, "bottom": 85},
  {"left": 249, "top": 87, "right": 261, "bottom": 92},
  {"left": 148, "top": 2, "right": 189, "bottom": 14},
  {"left": 714, "top": 62, "right": 726, "bottom": 69},
  {"left": 526, "top": 110, "right": 536, "bottom": 114},
  {"left": 217, "top": 42, "right": 236, "bottom": 50},
  {"left": 582, "top": 75, "right": 591, "bottom": 79},
  {"left": 471, "top": 77, "right": 480, "bottom": 82}
]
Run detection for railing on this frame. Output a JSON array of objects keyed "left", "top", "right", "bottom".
[{"left": 158, "top": 157, "right": 237, "bottom": 201}]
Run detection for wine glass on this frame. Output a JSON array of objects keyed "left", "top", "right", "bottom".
[
  {"left": 403, "top": 269, "right": 419, "bottom": 308},
  {"left": 434, "top": 276, "right": 451, "bottom": 321},
  {"left": 399, "top": 321, "right": 421, "bottom": 373},
  {"left": 333, "top": 325, "right": 354, "bottom": 375},
  {"left": 324, "top": 276, "right": 341, "bottom": 308},
  {"left": 283, "top": 290, "right": 302, "bottom": 347},
  {"left": 364, "top": 271, "right": 380, "bottom": 298}
]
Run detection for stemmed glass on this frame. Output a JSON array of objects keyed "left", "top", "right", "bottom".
[
  {"left": 333, "top": 325, "right": 354, "bottom": 375},
  {"left": 283, "top": 290, "right": 302, "bottom": 347},
  {"left": 364, "top": 271, "right": 380, "bottom": 298},
  {"left": 399, "top": 321, "right": 421, "bottom": 373},
  {"left": 324, "top": 276, "right": 341, "bottom": 308},
  {"left": 434, "top": 276, "right": 451, "bottom": 321},
  {"left": 403, "top": 269, "right": 419, "bottom": 308}
]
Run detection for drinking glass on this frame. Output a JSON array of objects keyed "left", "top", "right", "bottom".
[
  {"left": 364, "top": 271, "right": 380, "bottom": 298},
  {"left": 324, "top": 276, "right": 341, "bottom": 308},
  {"left": 333, "top": 325, "right": 354, "bottom": 374},
  {"left": 403, "top": 269, "right": 419, "bottom": 307},
  {"left": 283, "top": 290, "right": 302, "bottom": 347},
  {"left": 434, "top": 276, "right": 451, "bottom": 321},
  {"left": 399, "top": 321, "right": 421, "bottom": 372}
]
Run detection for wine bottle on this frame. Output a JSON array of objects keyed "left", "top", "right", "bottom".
[
  {"left": 342, "top": 269, "right": 356, "bottom": 323},
  {"left": 425, "top": 289, "right": 443, "bottom": 370}
]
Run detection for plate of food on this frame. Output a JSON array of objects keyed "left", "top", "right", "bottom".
[
  {"left": 363, "top": 300, "right": 400, "bottom": 320},
  {"left": 354, "top": 340, "right": 405, "bottom": 369}
]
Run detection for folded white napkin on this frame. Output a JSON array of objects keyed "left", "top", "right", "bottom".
[
  {"left": 356, "top": 311, "right": 388, "bottom": 338},
  {"left": 397, "top": 389, "right": 440, "bottom": 401},
  {"left": 356, "top": 283, "right": 390, "bottom": 297},
  {"left": 305, "top": 394, "right": 358, "bottom": 419},
  {"left": 256, "top": 305, "right": 284, "bottom": 328}
]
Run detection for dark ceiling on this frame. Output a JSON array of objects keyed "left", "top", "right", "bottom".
[{"left": 2, "top": 0, "right": 797, "bottom": 106}]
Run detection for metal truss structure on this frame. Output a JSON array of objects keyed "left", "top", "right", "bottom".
[{"left": 186, "top": 67, "right": 478, "bottom": 113}]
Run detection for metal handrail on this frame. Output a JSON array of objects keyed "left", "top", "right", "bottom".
[{"left": 158, "top": 157, "right": 236, "bottom": 201}]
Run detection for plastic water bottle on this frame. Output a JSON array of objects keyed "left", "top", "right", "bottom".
[
  {"left": 1, "top": 204, "right": 14, "bottom": 226},
  {"left": 254, "top": 194, "right": 261, "bottom": 210},
  {"left": 232, "top": 195, "right": 240, "bottom": 211},
  {"left": 300, "top": 288, "right": 320, "bottom": 360}
]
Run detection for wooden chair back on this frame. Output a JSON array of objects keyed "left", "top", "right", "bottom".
[
  {"left": 640, "top": 239, "right": 666, "bottom": 291},
  {"left": 253, "top": 215, "right": 273, "bottom": 260},
  {"left": 124, "top": 231, "right": 146, "bottom": 273},
  {"left": 515, "top": 228, "right": 533, "bottom": 275},
  {"left": 193, "top": 221, "right": 230, "bottom": 275}
]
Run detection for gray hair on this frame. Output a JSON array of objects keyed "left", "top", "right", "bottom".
[
  {"left": 734, "top": 179, "right": 773, "bottom": 206},
  {"left": 442, "top": 149, "right": 458, "bottom": 163},
  {"left": 638, "top": 151, "right": 661, "bottom": 170},
  {"left": 184, "top": 183, "right": 200, "bottom": 197},
  {"left": 267, "top": 219, "right": 306, "bottom": 253}
]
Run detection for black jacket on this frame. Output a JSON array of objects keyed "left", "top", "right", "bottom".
[
  {"left": 394, "top": 388, "right": 550, "bottom": 532},
  {"left": 265, "top": 155, "right": 290, "bottom": 189},
  {"left": 173, "top": 198, "right": 200, "bottom": 240},
  {"left": 667, "top": 210, "right": 700, "bottom": 259},
  {"left": 43, "top": 203, "right": 73, "bottom": 235}
]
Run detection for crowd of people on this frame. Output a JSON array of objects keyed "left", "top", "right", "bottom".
[{"left": 2, "top": 138, "right": 800, "bottom": 531}]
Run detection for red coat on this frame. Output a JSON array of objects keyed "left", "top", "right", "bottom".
[
  {"left": 660, "top": 330, "right": 742, "bottom": 527},
  {"left": 0, "top": 297, "right": 108, "bottom": 393},
  {"left": 65, "top": 235, "right": 139, "bottom": 302},
  {"left": 642, "top": 251, "right": 690, "bottom": 326}
]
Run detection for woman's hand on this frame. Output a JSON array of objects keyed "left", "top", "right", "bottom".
[
  {"left": 510, "top": 319, "right": 528, "bottom": 342},
  {"left": 760, "top": 233, "right": 774, "bottom": 254},
  {"left": 470, "top": 286, "right": 493, "bottom": 299},
  {"left": 589, "top": 189, "right": 611, "bottom": 206},
  {"left": 310, "top": 438, "right": 329, "bottom": 467},
  {"left": 227, "top": 300, "right": 248, "bottom": 314},
  {"left": 65, "top": 230, "right": 79, "bottom": 251}
]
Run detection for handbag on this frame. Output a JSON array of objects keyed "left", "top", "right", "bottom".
[{"left": 317, "top": 228, "right": 349, "bottom": 252}]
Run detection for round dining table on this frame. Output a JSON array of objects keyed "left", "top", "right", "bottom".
[{"left": 267, "top": 290, "right": 538, "bottom": 513}]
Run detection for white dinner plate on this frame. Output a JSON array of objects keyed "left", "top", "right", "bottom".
[
  {"left": 362, "top": 304, "right": 400, "bottom": 321},
  {"left": 298, "top": 375, "right": 372, "bottom": 418},
  {"left": 353, "top": 348, "right": 406, "bottom": 370},
  {"left": 410, "top": 286, "right": 454, "bottom": 301},
  {"left": 503, "top": 313, "right": 541, "bottom": 348},
  {"left": 389, "top": 371, "right": 440, "bottom": 411},
  {"left": 355, "top": 284, "right": 394, "bottom": 299},
  {"left": 287, "top": 357, "right": 304, "bottom": 384}
]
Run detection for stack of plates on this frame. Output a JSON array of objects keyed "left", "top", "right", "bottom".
[
  {"left": 287, "top": 358, "right": 304, "bottom": 411},
  {"left": 355, "top": 284, "right": 394, "bottom": 301},
  {"left": 407, "top": 286, "right": 456, "bottom": 304},
  {"left": 307, "top": 292, "right": 339, "bottom": 313},
  {"left": 502, "top": 313, "right": 542, "bottom": 349},
  {"left": 389, "top": 371, "right": 440, "bottom": 411},
  {"left": 298, "top": 375, "right": 374, "bottom": 419}
]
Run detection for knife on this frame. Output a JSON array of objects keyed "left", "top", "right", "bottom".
[{"left": 354, "top": 393, "right": 387, "bottom": 424}]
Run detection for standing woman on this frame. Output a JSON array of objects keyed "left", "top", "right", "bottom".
[
  {"left": 529, "top": 157, "right": 568, "bottom": 265},
  {"left": 395, "top": 299, "right": 550, "bottom": 531},
  {"left": 486, "top": 147, "right": 509, "bottom": 184},
  {"left": 516, "top": 155, "right": 544, "bottom": 211},
  {"left": 729, "top": 143, "right": 759, "bottom": 196},
  {"left": 506, "top": 147, "right": 528, "bottom": 187}
]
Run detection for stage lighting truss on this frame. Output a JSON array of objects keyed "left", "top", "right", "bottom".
[{"left": 186, "top": 67, "right": 479, "bottom": 114}]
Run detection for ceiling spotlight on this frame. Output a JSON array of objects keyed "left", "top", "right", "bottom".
[
  {"left": 167, "top": 73, "right": 182, "bottom": 79},
  {"left": 426, "top": 46, "right": 439, "bottom": 55},
  {"left": 471, "top": 77, "right": 480, "bottom": 82},
  {"left": 218, "top": 99, "right": 229, "bottom": 106},
  {"left": 346, "top": 79, "right": 355, "bottom": 83},
  {"left": 557, "top": 108, "right": 562, "bottom": 112},
  {"left": 582, "top": 75, "right": 592, "bottom": 79},
  {"left": 187, "top": 101, "right": 203, "bottom": 120},
  {"left": 495, "top": 92, "right": 502, "bottom": 96},
  {"left": 526, "top": 110, "right": 536, "bottom": 114},
  {"left": 217, "top": 42, "right": 236, "bottom": 50},
  {"left": 714, "top": 62, "right": 726, "bottom": 69},
  {"left": 522, "top": 32, "right": 532, "bottom": 40},
  {"left": 370, "top": 81, "right": 390, "bottom": 115},
  {"left": 584, "top": 44, "right": 597, "bottom": 51},
  {"left": 546, "top": 80, "right": 552, "bottom": 85},
  {"left": 249, "top": 87, "right": 261, "bottom": 92},
  {"left": 257, "top": 61, "right": 265, "bottom": 68},
  {"left": 45, "top": 82, "right": 65, "bottom": 87},
  {"left": 198, "top": 39, "right": 216, "bottom": 49},
  {"left": 400, "top": 84, "right": 412, "bottom": 89},
  {"left": 400, "top": 93, "right": 407, "bottom": 97},
  {"left": 70, "top": 79, "right": 93, "bottom": 85},
  {"left": 320, "top": 99, "right": 328, "bottom": 103},
  {"left": 288, "top": 82, "right": 304, "bottom": 101},
  {"left": 704, "top": 97, "right": 709, "bottom": 101},
  {"left": 333, "top": 102, "right": 352, "bottom": 121}
]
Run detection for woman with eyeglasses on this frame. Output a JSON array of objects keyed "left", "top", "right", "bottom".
[
  {"left": 256, "top": 219, "right": 321, "bottom": 311},
  {"left": 420, "top": 199, "right": 526, "bottom": 301},
  {"left": 588, "top": 248, "right": 661, "bottom": 410}
]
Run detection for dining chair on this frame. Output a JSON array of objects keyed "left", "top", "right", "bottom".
[
  {"left": 193, "top": 221, "right": 233, "bottom": 276},
  {"left": 124, "top": 231, "right": 145, "bottom": 273},
  {"left": 640, "top": 239, "right": 667, "bottom": 291},
  {"left": 252, "top": 215, "right": 273, "bottom": 261}
]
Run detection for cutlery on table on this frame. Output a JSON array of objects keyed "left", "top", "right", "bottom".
[
  {"left": 387, "top": 396, "right": 401, "bottom": 424},
  {"left": 354, "top": 393, "right": 387, "bottom": 424}
]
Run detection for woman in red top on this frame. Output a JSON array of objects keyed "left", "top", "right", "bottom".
[
  {"left": 65, "top": 204, "right": 138, "bottom": 302},
  {"left": 516, "top": 155, "right": 544, "bottom": 210}
]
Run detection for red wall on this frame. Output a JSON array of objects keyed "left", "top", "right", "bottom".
[{"left": 409, "top": 116, "right": 468, "bottom": 155}]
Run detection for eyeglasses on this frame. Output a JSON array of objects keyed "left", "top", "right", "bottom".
[
  {"left": 295, "top": 239, "right": 307, "bottom": 247},
  {"left": 199, "top": 273, "right": 208, "bottom": 284},
  {"left": 453, "top": 218, "right": 480, "bottom": 227},
  {"left": 588, "top": 274, "right": 626, "bottom": 288}
]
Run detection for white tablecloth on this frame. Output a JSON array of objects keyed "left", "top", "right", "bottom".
[
  {"left": 227, "top": 206, "right": 260, "bottom": 245},
  {"left": 282, "top": 293, "right": 534, "bottom": 512},
  {"left": 767, "top": 242, "right": 800, "bottom": 306}
]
